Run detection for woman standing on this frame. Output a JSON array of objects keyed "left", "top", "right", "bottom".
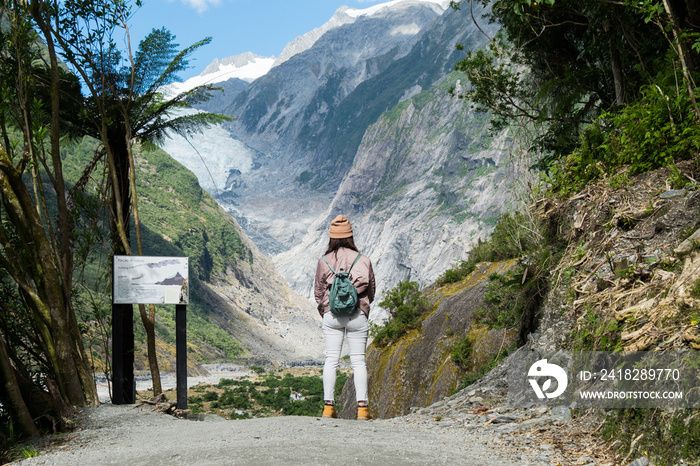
[{"left": 314, "top": 215, "right": 375, "bottom": 420}]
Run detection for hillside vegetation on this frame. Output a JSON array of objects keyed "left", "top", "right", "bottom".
[
  {"left": 349, "top": 2, "right": 700, "bottom": 463},
  {"left": 357, "top": 158, "right": 700, "bottom": 464},
  {"left": 65, "top": 137, "right": 250, "bottom": 372}
]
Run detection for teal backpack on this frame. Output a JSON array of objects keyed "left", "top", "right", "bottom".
[{"left": 323, "top": 253, "right": 362, "bottom": 316}]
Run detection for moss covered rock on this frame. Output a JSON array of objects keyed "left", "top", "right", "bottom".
[{"left": 339, "top": 260, "right": 518, "bottom": 419}]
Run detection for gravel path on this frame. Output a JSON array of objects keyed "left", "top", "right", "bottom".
[{"left": 15, "top": 404, "right": 520, "bottom": 466}]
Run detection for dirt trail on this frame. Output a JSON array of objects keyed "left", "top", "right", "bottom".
[{"left": 15, "top": 404, "right": 517, "bottom": 465}]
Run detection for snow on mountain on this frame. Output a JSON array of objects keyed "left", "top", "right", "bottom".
[
  {"left": 273, "top": 0, "right": 451, "bottom": 67},
  {"left": 272, "top": 6, "right": 355, "bottom": 67},
  {"left": 167, "top": 52, "right": 274, "bottom": 96},
  {"left": 345, "top": 0, "right": 450, "bottom": 18}
]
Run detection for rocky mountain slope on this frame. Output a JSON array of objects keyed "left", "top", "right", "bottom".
[
  {"left": 209, "top": 0, "right": 461, "bottom": 258},
  {"left": 275, "top": 73, "right": 520, "bottom": 316},
  {"left": 68, "top": 139, "right": 325, "bottom": 369},
  {"left": 169, "top": 2, "right": 511, "bottom": 314},
  {"left": 335, "top": 161, "right": 700, "bottom": 464}
]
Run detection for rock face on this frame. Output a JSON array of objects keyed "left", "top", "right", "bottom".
[
  {"left": 338, "top": 260, "right": 519, "bottom": 419},
  {"left": 274, "top": 74, "right": 521, "bottom": 319},
  {"left": 197, "top": 3, "right": 504, "bottom": 280}
]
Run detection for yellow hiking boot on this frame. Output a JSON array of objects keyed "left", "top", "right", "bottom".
[
  {"left": 357, "top": 406, "right": 371, "bottom": 420},
  {"left": 322, "top": 404, "right": 337, "bottom": 418}
]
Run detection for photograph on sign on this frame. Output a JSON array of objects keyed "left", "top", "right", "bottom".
[{"left": 113, "top": 256, "right": 188, "bottom": 305}]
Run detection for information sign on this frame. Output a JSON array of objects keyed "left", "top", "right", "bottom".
[{"left": 113, "top": 256, "right": 189, "bottom": 305}]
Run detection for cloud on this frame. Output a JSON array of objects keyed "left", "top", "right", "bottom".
[{"left": 181, "top": 0, "right": 221, "bottom": 13}]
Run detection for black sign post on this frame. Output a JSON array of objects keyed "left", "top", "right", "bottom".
[
  {"left": 111, "top": 303, "right": 135, "bottom": 404},
  {"left": 112, "top": 256, "right": 189, "bottom": 408},
  {"left": 176, "top": 304, "right": 187, "bottom": 410}
]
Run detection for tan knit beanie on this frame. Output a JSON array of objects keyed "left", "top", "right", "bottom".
[{"left": 329, "top": 215, "right": 353, "bottom": 239}]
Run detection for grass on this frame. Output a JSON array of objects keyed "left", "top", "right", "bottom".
[
  {"left": 152, "top": 366, "right": 350, "bottom": 419},
  {"left": 601, "top": 409, "right": 700, "bottom": 465}
]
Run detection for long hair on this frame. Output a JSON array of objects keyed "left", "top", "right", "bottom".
[{"left": 325, "top": 237, "right": 359, "bottom": 255}]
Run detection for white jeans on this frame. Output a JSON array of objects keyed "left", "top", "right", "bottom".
[{"left": 322, "top": 311, "right": 369, "bottom": 402}]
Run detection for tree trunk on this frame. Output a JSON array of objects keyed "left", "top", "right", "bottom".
[
  {"left": 127, "top": 134, "right": 162, "bottom": 396},
  {"left": 27, "top": 0, "right": 99, "bottom": 407},
  {"left": 0, "top": 332, "right": 39, "bottom": 439},
  {"left": 610, "top": 38, "right": 625, "bottom": 105},
  {"left": 661, "top": 0, "right": 700, "bottom": 119},
  {"left": 139, "top": 304, "right": 163, "bottom": 395},
  {"left": 0, "top": 147, "right": 92, "bottom": 408},
  {"left": 603, "top": 18, "right": 625, "bottom": 106}
]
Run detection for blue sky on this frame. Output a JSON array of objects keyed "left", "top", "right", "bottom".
[{"left": 127, "top": 0, "right": 391, "bottom": 80}]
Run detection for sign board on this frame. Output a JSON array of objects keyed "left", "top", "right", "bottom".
[{"left": 113, "top": 256, "right": 189, "bottom": 305}]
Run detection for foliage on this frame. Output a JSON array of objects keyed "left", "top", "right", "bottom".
[
  {"left": 474, "top": 272, "right": 524, "bottom": 329},
  {"left": 451, "top": 336, "right": 473, "bottom": 370},
  {"left": 548, "top": 81, "right": 700, "bottom": 194},
  {"left": 436, "top": 260, "right": 475, "bottom": 286},
  {"left": 451, "top": 0, "right": 688, "bottom": 167},
  {"left": 473, "top": 267, "right": 548, "bottom": 347},
  {"left": 188, "top": 370, "right": 348, "bottom": 418},
  {"left": 187, "top": 314, "right": 245, "bottom": 360},
  {"left": 472, "top": 211, "right": 545, "bottom": 262},
  {"left": 601, "top": 409, "right": 700, "bottom": 465},
  {"left": 1, "top": 440, "right": 39, "bottom": 464},
  {"left": 371, "top": 281, "right": 431, "bottom": 347},
  {"left": 571, "top": 307, "right": 621, "bottom": 351}
]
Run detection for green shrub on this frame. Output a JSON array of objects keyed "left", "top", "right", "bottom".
[
  {"left": 202, "top": 391, "right": 219, "bottom": 402},
  {"left": 451, "top": 336, "right": 473, "bottom": 370},
  {"left": 218, "top": 388, "right": 252, "bottom": 410},
  {"left": 216, "top": 378, "right": 236, "bottom": 388},
  {"left": 371, "top": 281, "right": 430, "bottom": 347},
  {"left": 250, "top": 365, "right": 266, "bottom": 375},
  {"left": 436, "top": 260, "right": 475, "bottom": 285}
]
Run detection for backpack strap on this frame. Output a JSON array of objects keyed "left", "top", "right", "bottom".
[
  {"left": 322, "top": 255, "right": 336, "bottom": 275},
  {"left": 347, "top": 253, "right": 362, "bottom": 273},
  {"left": 322, "top": 253, "right": 362, "bottom": 275}
]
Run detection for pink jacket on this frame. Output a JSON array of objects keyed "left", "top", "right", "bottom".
[{"left": 314, "top": 247, "right": 375, "bottom": 317}]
